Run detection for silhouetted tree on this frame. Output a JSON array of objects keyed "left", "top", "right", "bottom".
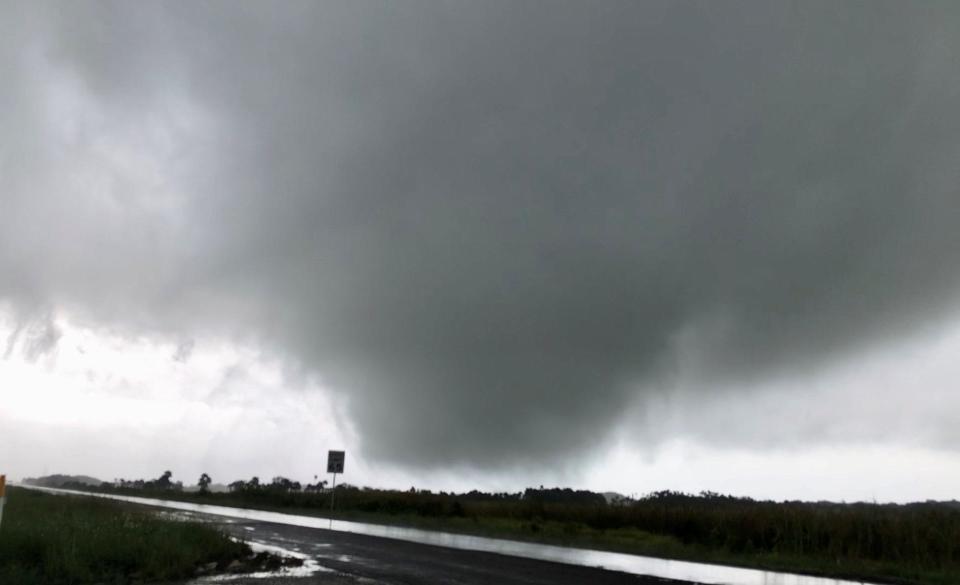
[
  {"left": 157, "top": 470, "right": 173, "bottom": 489},
  {"left": 198, "top": 473, "right": 212, "bottom": 494}
]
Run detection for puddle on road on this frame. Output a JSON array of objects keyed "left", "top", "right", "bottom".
[
  {"left": 32, "top": 487, "right": 878, "bottom": 585},
  {"left": 190, "top": 539, "right": 329, "bottom": 582}
]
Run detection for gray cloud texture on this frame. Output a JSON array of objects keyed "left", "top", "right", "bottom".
[{"left": 2, "top": 2, "right": 960, "bottom": 469}]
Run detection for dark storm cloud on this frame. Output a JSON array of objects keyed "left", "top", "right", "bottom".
[
  {"left": 3, "top": 309, "right": 61, "bottom": 362},
  {"left": 3, "top": 2, "right": 960, "bottom": 467},
  {"left": 172, "top": 339, "right": 194, "bottom": 363}
]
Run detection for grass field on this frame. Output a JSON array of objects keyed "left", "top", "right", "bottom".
[{"left": 0, "top": 487, "right": 250, "bottom": 584}]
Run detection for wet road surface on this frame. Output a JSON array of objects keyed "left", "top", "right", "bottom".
[{"left": 196, "top": 513, "right": 695, "bottom": 585}]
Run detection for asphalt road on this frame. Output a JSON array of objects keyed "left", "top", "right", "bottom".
[{"left": 195, "top": 513, "right": 694, "bottom": 585}]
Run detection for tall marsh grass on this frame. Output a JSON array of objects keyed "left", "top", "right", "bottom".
[{"left": 0, "top": 487, "right": 248, "bottom": 584}]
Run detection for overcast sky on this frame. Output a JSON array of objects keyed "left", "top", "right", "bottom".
[{"left": 2, "top": 1, "right": 960, "bottom": 502}]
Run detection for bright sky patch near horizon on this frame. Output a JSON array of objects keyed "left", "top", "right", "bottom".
[{"left": 2, "top": 1, "right": 959, "bottom": 502}]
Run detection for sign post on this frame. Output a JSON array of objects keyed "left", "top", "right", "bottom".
[
  {"left": 0, "top": 475, "right": 6, "bottom": 531},
  {"left": 326, "top": 450, "right": 345, "bottom": 516}
]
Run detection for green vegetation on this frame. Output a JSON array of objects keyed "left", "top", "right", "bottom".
[
  {"left": 83, "top": 474, "right": 960, "bottom": 585},
  {"left": 0, "top": 487, "right": 250, "bottom": 584}
]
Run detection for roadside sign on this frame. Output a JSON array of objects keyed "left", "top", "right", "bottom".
[
  {"left": 327, "top": 450, "right": 345, "bottom": 474},
  {"left": 326, "top": 451, "right": 345, "bottom": 517}
]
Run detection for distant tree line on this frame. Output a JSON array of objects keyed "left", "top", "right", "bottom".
[
  {"left": 113, "top": 471, "right": 183, "bottom": 492},
  {"left": 226, "top": 476, "right": 326, "bottom": 493}
]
